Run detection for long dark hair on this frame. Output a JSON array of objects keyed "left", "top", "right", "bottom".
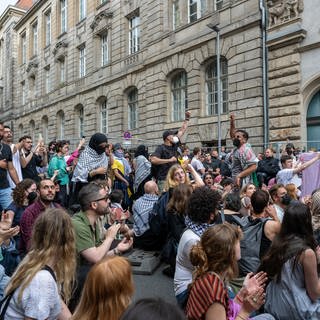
[{"left": 259, "top": 202, "right": 317, "bottom": 282}]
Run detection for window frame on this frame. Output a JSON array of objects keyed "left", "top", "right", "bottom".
[
  {"left": 128, "top": 88, "right": 138, "bottom": 130},
  {"left": 188, "top": 0, "right": 206, "bottom": 23},
  {"left": 45, "top": 10, "right": 51, "bottom": 47},
  {"left": 32, "top": 22, "right": 38, "bottom": 56},
  {"left": 171, "top": 71, "right": 187, "bottom": 122},
  {"left": 79, "top": 0, "right": 86, "bottom": 21},
  {"left": 21, "top": 32, "right": 27, "bottom": 64},
  {"left": 100, "top": 100, "right": 108, "bottom": 134},
  {"left": 128, "top": 15, "right": 140, "bottom": 55},
  {"left": 79, "top": 46, "right": 86, "bottom": 78},
  {"left": 60, "top": 0, "right": 68, "bottom": 33},
  {"left": 101, "top": 33, "right": 109, "bottom": 66}
]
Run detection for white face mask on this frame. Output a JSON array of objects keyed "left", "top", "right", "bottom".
[{"left": 172, "top": 136, "right": 179, "bottom": 144}]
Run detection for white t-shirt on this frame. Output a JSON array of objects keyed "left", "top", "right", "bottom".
[
  {"left": 4, "top": 270, "right": 61, "bottom": 320},
  {"left": 174, "top": 229, "right": 200, "bottom": 296},
  {"left": 276, "top": 169, "right": 301, "bottom": 187},
  {"left": 191, "top": 157, "right": 205, "bottom": 174},
  {"left": 7, "top": 144, "right": 23, "bottom": 188}
]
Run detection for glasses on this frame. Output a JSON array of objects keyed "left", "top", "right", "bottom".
[{"left": 92, "top": 195, "right": 109, "bottom": 202}]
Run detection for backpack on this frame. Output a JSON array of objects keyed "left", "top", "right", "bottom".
[{"left": 229, "top": 215, "right": 269, "bottom": 276}]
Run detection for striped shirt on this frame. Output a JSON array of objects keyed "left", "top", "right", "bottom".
[{"left": 186, "top": 273, "right": 228, "bottom": 320}]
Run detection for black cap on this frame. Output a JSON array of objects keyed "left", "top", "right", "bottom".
[
  {"left": 113, "top": 143, "right": 122, "bottom": 150},
  {"left": 286, "top": 143, "right": 294, "bottom": 149},
  {"left": 162, "top": 130, "right": 178, "bottom": 141}
]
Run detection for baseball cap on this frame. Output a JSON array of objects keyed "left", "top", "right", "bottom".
[{"left": 162, "top": 130, "right": 178, "bottom": 141}]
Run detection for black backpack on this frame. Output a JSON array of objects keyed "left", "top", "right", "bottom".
[{"left": 230, "top": 215, "right": 269, "bottom": 276}]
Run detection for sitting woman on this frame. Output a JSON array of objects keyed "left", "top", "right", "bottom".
[
  {"left": 71, "top": 256, "right": 134, "bottom": 320},
  {"left": 186, "top": 223, "right": 274, "bottom": 320},
  {"left": 239, "top": 183, "right": 256, "bottom": 216},
  {"left": 259, "top": 202, "right": 320, "bottom": 319},
  {"left": 2, "top": 208, "right": 76, "bottom": 319}
]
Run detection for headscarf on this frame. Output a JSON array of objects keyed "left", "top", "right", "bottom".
[
  {"left": 72, "top": 133, "right": 108, "bottom": 182},
  {"left": 134, "top": 145, "right": 149, "bottom": 159},
  {"left": 113, "top": 143, "right": 131, "bottom": 176},
  {"left": 89, "top": 133, "right": 108, "bottom": 155}
]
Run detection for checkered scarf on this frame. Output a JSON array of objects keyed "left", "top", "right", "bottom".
[
  {"left": 185, "top": 215, "right": 215, "bottom": 237},
  {"left": 72, "top": 145, "right": 108, "bottom": 183},
  {"left": 311, "top": 190, "right": 320, "bottom": 230}
]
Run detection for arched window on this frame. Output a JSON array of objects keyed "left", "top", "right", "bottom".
[
  {"left": 18, "top": 124, "right": 24, "bottom": 138},
  {"left": 171, "top": 71, "right": 187, "bottom": 121},
  {"left": 307, "top": 91, "right": 320, "bottom": 151},
  {"left": 205, "top": 57, "right": 228, "bottom": 116},
  {"left": 128, "top": 88, "right": 138, "bottom": 130},
  {"left": 41, "top": 116, "right": 48, "bottom": 143},
  {"left": 57, "top": 110, "right": 65, "bottom": 139},
  {"left": 100, "top": 100, "right": 108, "bottom": 134}
]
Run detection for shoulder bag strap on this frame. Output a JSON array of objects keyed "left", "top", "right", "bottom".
[
  {"left": 42, "top": 265, "right": 57, "bottom": 282},
  {"left": 0, "top": 291, "right": 14, "bottom": 320}
]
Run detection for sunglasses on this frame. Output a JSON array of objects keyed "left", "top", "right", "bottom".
[{"left": 92, "top": 195, "right": 109, "bottom": 202}]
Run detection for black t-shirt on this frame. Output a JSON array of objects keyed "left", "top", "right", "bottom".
[
  {"left": 152, "top": 144, "right": 178, "bottom": 181},
  {"left": 0, "top": 143, "right": 12, "bottom": 189},
  {"left": 21, "top": 152, "right": 42, "bottom": 182}
]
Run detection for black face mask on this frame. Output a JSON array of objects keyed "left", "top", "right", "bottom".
[
  {"left": 281, "top": 194, "right": 291, "bottom": 206},
  {"left": 96, "top": 146, "right": 106, "bottom": 155},
  {"left": 27, "top": 191, "right": 38, "bottom": 204},
  {"left": 233, "top": 138, "right": 241, "bottom": 148}
]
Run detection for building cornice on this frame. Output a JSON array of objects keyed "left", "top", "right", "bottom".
[
  {"left": 0, "top": 6, "right": 26, "bottom": 29},
  {"left": 14, "top": 0, "right": 48, "bottom": 31}
]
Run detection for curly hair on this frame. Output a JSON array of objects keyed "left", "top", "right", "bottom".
[
  {"left": 12, "top": 179, "right": 36, "bottom": 207},
  {"left": 187, "top": 186, "right": 221, "bottom": 223},
  {"left": 190, "top": 223, "right": 242, "bottom": 281}
]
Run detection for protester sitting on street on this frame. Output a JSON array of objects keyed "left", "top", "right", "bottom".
[
  {"left": 3, "top": 208, "right": 76, "bottom": 320},
  {"left": 256, "top": 148, "right": 280, "bottom": 187},
  {"left": 259, "top": 202, "right": 320, "bottom": 319},
  {"left": 276, "top": 153, "right": 320, "bottom": 187},
  {"left": 162, "top": 184, "right": 193, "bottom": 277},
  {"left": 239, "top": 183, "right": 256, "bottom": 216},
  {"left": 20, "top": 179, "right": 60, "bottom": 256},
  {"left": 128, "top": 181, "right": 159, "bottom": 250},
  {"left": 150, "top": 111, "right": 191, "bottom": 193},
  {"left": 174, "top": 186, "right": 221, "bottom": 308},
  {"left": 71, "top": 256, "right": 134, "bottom": 320},
  {"left": 186, "top": 224, "right": 274, "bottom": 320},
  {"left": 269, "top": 184, "right": 291, "bottom": 222},
  {"left": 132, "top": 145, "right": 152, "bottom": 200},
  {"left": 120, "top": 298, "right": 186, "bottom": 320},
  {"left": 231, "top": 190, "right": 281, "bottom": 277}
]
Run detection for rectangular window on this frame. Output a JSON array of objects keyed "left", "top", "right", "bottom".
[
  {"left": 101, "top": 33, "right": 109, "bottom": 66},
  {"left": 61, "top": 0, "right": 68, "bottom": 33},
  {"left": 45, "top": 67, "right": 51, "bottom": 94},
  {"left": 128, "top": 89, "right": 138, "bottom": 129},
  {"left": 60, "top": 59, "right": 65, "bottom": 83},
  {"left": 32, "top": 23, "right": 38, "bottom": 56},
  {"left": 45, "top": 11, "right": 51, "bottom": 46},
  {"left": 79, "top": 0, "right": 86, "bottom": 21},
  {"left": 101, "top": 101, "right": 108, "bottom": 134},
  {"left": 21, "top": 33, "right": 26, "bottom": 64},
  {"left": 188, "top": 0, "right": 206, "bottom": 23},
  {"left": 173, "top": 0, "right": 180, "bottom": 30},
  {"left": 214, "top": 0, "right": 223, "bottom": 10},
  {"left": 129, "top": 15, "right": 140, "bottom": 54},
  {"left": 172, "top": 72, "right": 187, "bottom": 121},
  {"left": 79, "top": 46, "right": 86, "bottom": 78}
]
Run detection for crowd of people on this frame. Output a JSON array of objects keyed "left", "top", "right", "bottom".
[{"left": 0, "top": 110, "right": 320, "bottom": 319}]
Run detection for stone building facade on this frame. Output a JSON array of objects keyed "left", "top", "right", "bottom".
[
  {"left": 267, "top": 0, "right": 320, "bottom": 151},
  {"left": 0, "top": 0, "right": 265, "bottom": 150}
]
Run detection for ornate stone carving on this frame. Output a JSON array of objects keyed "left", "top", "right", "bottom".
[
  {"left": 26, "top": 60, "right": 38, "bottom": 74},
  {"left": 267, "top": 0, "right": 303, "bottom": 27},
  {"left": 90, "top": 10, "right": 113, "bottom": 31},
  {"left": 52, "top": 40, "right": 68, "bottom": 56}
]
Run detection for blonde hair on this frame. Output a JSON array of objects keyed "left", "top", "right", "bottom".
[
  {"left": 164, "top": 164, "right": 190, "bottom": 191},
  {"left": 71, "top": 256, "right": 134, "bottom": 320},
  {"left": 190, "top": 223, "right": 242, "bottom": 282},
  {"left": 6, "top": 208, "right": 76, "bottom": 303}
]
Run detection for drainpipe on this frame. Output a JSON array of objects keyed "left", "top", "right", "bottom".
[
  {"left": 259, "top": 0, "right": 269, "bottom": 149},
  {"left": 207, "top": 23, "right": 222, "bottom": 155}
]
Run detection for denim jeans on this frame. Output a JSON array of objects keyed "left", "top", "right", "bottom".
[{"left": 0, "top": 187, "right": 13, "bottom": 211}]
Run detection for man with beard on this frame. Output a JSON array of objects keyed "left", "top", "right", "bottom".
[
  {"left": 256, "top": 148, "right": 280, "bottom": 187},
  {"left": 0, "top": 122, "right": 20, "bottom": 212},
  {"left": 70, "top": 182, "right": 133, "bottom": 311},
  {"left": 19, "top": 179, "right": 60, "bottom": 256},
  {"left": 229, "top": 114, "right": 258, "bottom": 187},
  {"left": 2, "top": 126, "right": 23, "bottom": 188}
]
